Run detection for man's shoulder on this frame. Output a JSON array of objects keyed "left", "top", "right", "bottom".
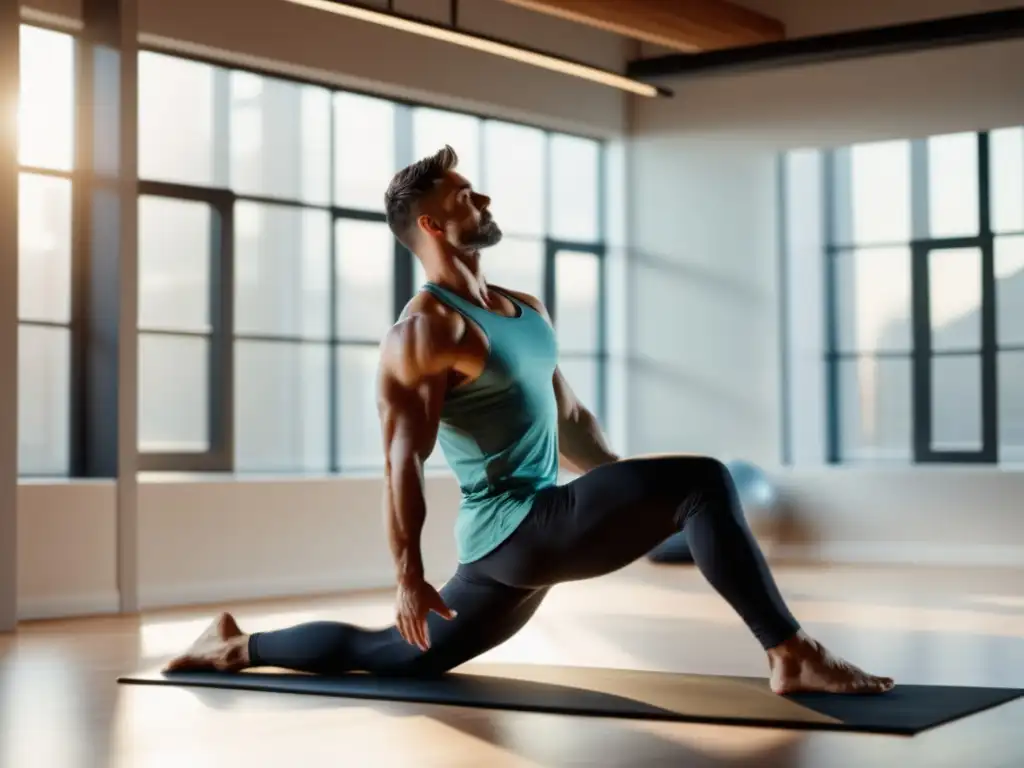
[
  {"left": 383, "top": 291, "right": 463, "bottom": 361},
  {"left": 397, "top": 287, "right": 468, "bottom": 323}
]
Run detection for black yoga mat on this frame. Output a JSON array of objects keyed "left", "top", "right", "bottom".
[
  {"left": 118, "top": 663, "right": 1023, "bottom": 736},
  {"left": 116, "top": 663, "right": 1019, "bottom": 737}
]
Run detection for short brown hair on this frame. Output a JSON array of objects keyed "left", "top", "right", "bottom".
[{"left": 384, "top": 145, "right": 459, "bottom": 249}]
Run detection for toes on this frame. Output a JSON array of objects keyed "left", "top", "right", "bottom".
[
  {"left": 163, "top": 656, "right": 191, "bottom": 673},
  {"left": 858, "top": 676, "right": 894, "bottom": 694},
  {"left": 216, "top": 612, "right": 241, "bottom": 637}
]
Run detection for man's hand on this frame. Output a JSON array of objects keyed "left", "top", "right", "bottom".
[{"left": 395, "top": 578, "right": 457, "bottom": 650}]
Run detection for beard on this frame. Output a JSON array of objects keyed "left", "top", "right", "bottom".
[{"left": 461, "top": 215, "right": 503, "bottom": 249}]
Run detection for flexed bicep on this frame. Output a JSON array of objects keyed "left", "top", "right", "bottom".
[{"left": 377, "top": 313, "right": 455, "bottom": 466}]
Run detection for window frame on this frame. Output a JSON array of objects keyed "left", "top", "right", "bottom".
[
  {"left": 823, "top": 130, "right": 1024, "bottom": 464},
  {"left": 16, "top": 22, "right": 78, "bottom": 479},
  {"left": 21, "top": 30, "right": 609, "bottom": 477},
  {"left": 135, "top": 180, "right": 234, "bottom": 472},
  {"left": 547, "top": 239, "right": 607, "bottom": 425}
]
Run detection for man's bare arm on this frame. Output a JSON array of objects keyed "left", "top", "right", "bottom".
[
  {"left": 553, "top": 366, "right": 619, "bottom": 474},
  {"left": 377, "top": 312, "right": 456, "bottom": 587}
]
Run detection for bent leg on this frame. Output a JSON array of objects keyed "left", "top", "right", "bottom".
[
  {"left": 476, "top": 455, "right": 892, "bottom": 694},
  {"left": 482, "top": 456, "right": 799, "bottom": 650},
  {"left": 245, "top": 574, "right": 548, "bottom": 677}
]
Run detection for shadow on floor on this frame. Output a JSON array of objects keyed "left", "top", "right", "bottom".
[{"left": 177, "top": 684, "right": 811, "bottom": 768}]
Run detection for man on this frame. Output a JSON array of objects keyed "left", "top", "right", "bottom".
[{"left": 167, "top": 146, "right": 893, "bottom": 696}]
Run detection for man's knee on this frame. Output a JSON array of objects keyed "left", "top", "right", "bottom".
[
  {"left": 658, "top": 455, "right": 730, "bottom": 487},
  {"left": 661, "top": 456, "right": 736, "bottom": 523}
]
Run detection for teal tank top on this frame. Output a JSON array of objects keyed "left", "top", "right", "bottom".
[{"left": 423, "top": 283, "right": 560, "bottom": 563}]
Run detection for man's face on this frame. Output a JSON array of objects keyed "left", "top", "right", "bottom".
[{"left": 421, "top": 170, "right": 503, "bottom": 251}]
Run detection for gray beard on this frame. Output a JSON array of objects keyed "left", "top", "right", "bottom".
[{"left": 463, "top": 220, "right": 503, "bottom": 249}]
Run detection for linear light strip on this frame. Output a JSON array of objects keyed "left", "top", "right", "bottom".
[{"left": 281, "top": 0, "right": 670, "bottom": 97}]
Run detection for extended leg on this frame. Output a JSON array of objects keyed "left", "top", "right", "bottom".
[
  {"left": 165, "top": 573, "right": 547, "bottom": 678},
  {"left": 475, "top": 456, "right": 893, "bottom": 694}
]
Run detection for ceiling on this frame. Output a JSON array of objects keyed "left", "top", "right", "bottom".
[{"left": 496, "top": 0, "right": 1023, "bottom": 56}]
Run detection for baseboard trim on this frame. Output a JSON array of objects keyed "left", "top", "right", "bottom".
[
  {"left": 771, "top": 541, "right": 1024, "bottom": 569},
  {"left": 18, "top": 591, "right": 121, "bottom": 621}
]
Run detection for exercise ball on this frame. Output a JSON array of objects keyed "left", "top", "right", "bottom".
[
  {"left": 726, "top": 459, "right": 778, "bottom": 517},
  {"left": 646, "top": 459, "right": 779, "bottom": 565}
]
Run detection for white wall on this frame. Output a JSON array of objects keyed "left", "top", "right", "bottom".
[
  {"left": 17, "top": 482, "right": 118, "bottom": 620},
  {"left": 627, "top": 136, "right": 781, "bottom": 462},
  {"left": 13, "top": 475, "right": 461, "bottom": 619},
  {"left": 771, "top": 467, "right": 1024, "bottom": 569},
  {"left": 135, "top": 473, "right": 465, "bottom": 609}
]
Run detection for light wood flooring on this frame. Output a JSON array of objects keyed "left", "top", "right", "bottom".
[{"left": 2, "top": 562, "right": 1024, "bottom": 768}]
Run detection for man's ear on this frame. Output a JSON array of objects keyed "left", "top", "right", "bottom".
[{"left": 416, "top": 214, "right": 443, "bottom": 238}]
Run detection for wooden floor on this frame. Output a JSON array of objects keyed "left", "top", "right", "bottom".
[{"left": 2, "top": 563, "right": 1024, "bottom": 768}]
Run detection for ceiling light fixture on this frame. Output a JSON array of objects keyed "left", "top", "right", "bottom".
[{"left": 280, "top": 0, "right": 672, "bottom": 97}]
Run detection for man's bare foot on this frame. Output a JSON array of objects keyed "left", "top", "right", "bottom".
[
  {"left": 163, "top": 612, "right": 250, "bottom": 673},
  {"left": 768, "top": 631, "right": 894, "bottom": 695}
]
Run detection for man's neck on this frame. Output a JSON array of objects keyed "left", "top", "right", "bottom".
[{"left": 425, "top": 252, "right": 489, "bottom": 305}]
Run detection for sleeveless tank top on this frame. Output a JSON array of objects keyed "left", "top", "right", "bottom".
[{"left": 423, "top": 282, "right": 560, "bottom": 563}]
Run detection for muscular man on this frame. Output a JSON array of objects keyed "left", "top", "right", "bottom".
[{"left": 167, "top": 146, "right": 893, "bottom": 696}]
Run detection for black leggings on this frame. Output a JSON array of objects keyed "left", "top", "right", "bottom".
[{"left": 247, "top": 456, "right": 800, "bottom": 677}]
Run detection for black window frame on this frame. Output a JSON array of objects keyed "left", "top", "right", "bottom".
[
  {"left": 36, "top": 40, "right": 610, "bottom": 477},
  {"left": 823, "top": 129, "right": 1024, "bottom": 464}
]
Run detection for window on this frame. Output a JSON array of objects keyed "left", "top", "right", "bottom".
[
  {"left": 132, "top": 54, "right": 607, "bottom": 474},
  {"left": 17, "top": 26, "right": 76, "bottom": 476},
  {"left": 229, "top": 73, "right": 332, "bottom": 205},
  {"left": 138, "top": 52, "right": 227, "bottom": 188},
  {"left": 413, "top": 108, "right": 480, "bottom": 184},
  {"left": 817, "top": 128, "right": 1024, "bottom": 464},
  {"left": 234, "top": 201, "right": 332, "bottom": 472},
  {"left": 137, "top": 195, "right": 216, "bottom": 455},
  {"left": 549, "top": 134, "right": 601, "bottom": 243},
  {"left": 555, "top": 249, "right": 603, "bottom": 412},
  {"left": 334, "top": 93, "right": 395, "bottom": 212},
  {"left": 550, "top": 133, "right": 605, "bottom": 421}
]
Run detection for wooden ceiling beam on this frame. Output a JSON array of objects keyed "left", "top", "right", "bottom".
[{"left": 496, "top": 0, "right": 786, "bottom": 52}]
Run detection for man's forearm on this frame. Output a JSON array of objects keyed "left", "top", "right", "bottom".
[
  {"left": 384, "top": 454, "right": 427, "bottom": 586},
  {"left": 559, "top": 406, "right": 620, "bottom": 474}
]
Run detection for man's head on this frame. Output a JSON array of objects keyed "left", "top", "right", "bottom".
[{"left": 384, "top": 145, "right": 502, "bottom": 257}]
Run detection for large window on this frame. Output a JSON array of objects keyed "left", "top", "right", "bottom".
[
  {"left": 17, "top": 25, "right": 75, "bottom": 477},
  {"left": 135, "top": 52, "right": 607, "bottom": 474},
  {"left": 822, "top": 128, "right": 1024, "bottom": 464}
]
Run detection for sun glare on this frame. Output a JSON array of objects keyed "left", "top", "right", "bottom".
[{"left": 17, "top": 25, "right": 75, "bottom": 171}]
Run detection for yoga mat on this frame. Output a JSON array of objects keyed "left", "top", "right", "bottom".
[{"left": 118, "top": 663, "right": 1024, "bottom": 736}]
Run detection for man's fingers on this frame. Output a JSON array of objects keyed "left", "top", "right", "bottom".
[
  {"left": 420, "top": 617, "right": 431, "bottom": 650},
  {"left": 397, "top": 615, "right": 411, "bottom": 645},
  {"left": 429, "top": 593, "right": 457, "bottom": 620},
  {"left": 399, "top": 614, "right": 419, "bottom": 649},
  {"left": 411, "top": 615, "right": 427, "bottom": 651}
]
